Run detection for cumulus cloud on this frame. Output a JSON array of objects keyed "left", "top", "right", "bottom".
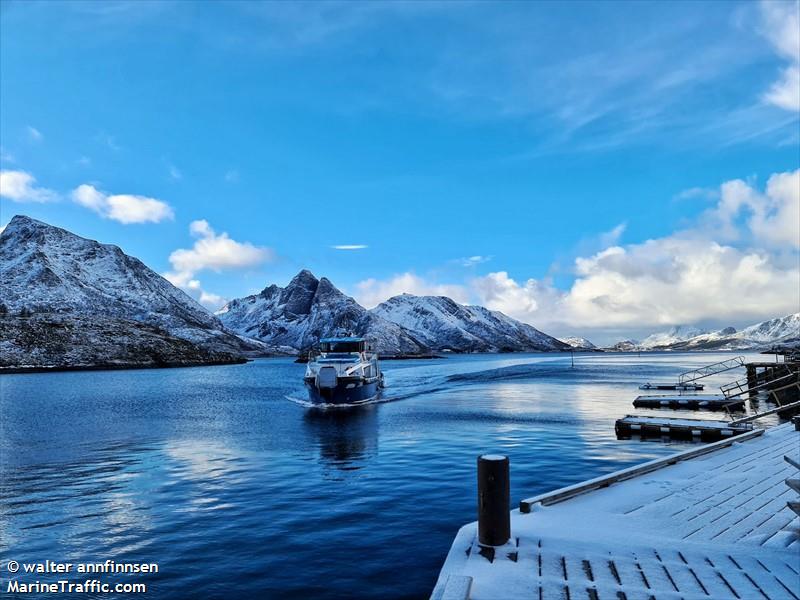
[
  {"left": 759, "top": 0, "right": 800, "bottom": 111},
  {"left": 355, "top": 272, "right": 470, "bottom": 308},
  {"left": 71, "top": 183, "right": 174, "bottom": 224},
  {"left": 165, "top": 220, "right": 274, "bottom": 309},
  {"left": 705, "top": 169, "right": 800, "bottom": 248},
  {"left": 0, "top": 170, "right": 59, "bottom": 203},
  {"left": 472, "top": 169, "right": 800, "bottom": 334}
]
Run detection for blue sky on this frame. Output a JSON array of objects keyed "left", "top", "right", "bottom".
[{"left": 1, "top": 0, "right": 798, "bottom": 343}]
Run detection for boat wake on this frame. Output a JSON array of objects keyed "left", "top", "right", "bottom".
[{"left": 285, "top": 393, "right": 391, "bottom": 410}]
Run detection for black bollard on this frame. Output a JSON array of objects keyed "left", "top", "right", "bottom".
[{"left": 477, "top": 454, "right": 510, "bottom": 546}]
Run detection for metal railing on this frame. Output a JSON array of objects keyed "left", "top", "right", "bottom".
[{"left": 678, "top": 356, "right": 745, "bottom": 384}]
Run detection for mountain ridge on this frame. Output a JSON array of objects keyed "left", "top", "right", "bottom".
[
  {"left": 0, "top": 215, "right": 257, "bottom": 370},
  {"left": 607, "top": 313, "right": 799, "bottom": 351}
]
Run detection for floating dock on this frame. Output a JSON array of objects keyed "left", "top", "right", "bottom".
[
  {"left": 638, "top": 383, "right": 704, "bottom": 391},
  {"left": 615, "top": 415, "right": 754, "bottom": 440},
  {"left": 632, "top": 393, "right": 740, "bottom": 410},
  {"left": 431, "top": 423, "right": 800, "bottom": 600}
]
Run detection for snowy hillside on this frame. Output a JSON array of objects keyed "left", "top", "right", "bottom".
[
  {"left": 609, "top": 313, "right": 800, "bottom": 351},
  {"left": 0, "top": 215, "right": 254, "bottom": 369},
  {"left": 667, "top": 313, "right": 800, "bottom": 350},
  {"left": 372, "top": 293, "right": 569, "bottom": 352},
  {"left": 639, "top": 326, "right": 709, "bottom": 349},
  {"left": 559, "top": 337, "right": 597, "bottom": 350},
  {"left": 217, "top": 270, "right": 427, "bottom": 355}
]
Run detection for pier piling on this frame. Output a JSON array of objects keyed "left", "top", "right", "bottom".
[{"left": 477, "top": 454, "right": 510, "bottom": 547}]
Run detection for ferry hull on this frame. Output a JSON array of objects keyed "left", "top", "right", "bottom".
[{"left": 305, "top": 379, "right": 380, "bottom": 405}]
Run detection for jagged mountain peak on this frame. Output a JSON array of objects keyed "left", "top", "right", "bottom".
[
  {"left": 289, "top": 268, "right": 319, "bottom": 287},
  {"left": 217, "top": 271, "right": 427, "bottom": 354}
]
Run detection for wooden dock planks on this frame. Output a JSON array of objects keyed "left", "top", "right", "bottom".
[{"left": 431, "top": 423, "right": 800, "bottom": 600}]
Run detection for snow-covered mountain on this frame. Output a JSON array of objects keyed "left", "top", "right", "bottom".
[
  {"left": 608, "top": 339, "right": 641, "bottom": 352},
  {"left": 217, "top": 270, "right": 428, "bottom": 355},
  {"left": 664, "top": 314, "right": 800, "bottom": 350},
  {"left": 0, "top": 215, "right": 253, "bottom": 369},
  {"left": 559, "top": 336, "right": 597, "bottom": 350},
  {"left": 639, "top": 326, "right": 709, "bottom": 349},
  {"left": 372, "top": 293, "right": 569, "bottom": 352},
  {"left": 609, "top": 313, "right": 800, "bottom": 352}
]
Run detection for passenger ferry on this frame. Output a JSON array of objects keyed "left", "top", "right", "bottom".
[{"left": 304, "top": 337, "right": 383, "bottom": 405}]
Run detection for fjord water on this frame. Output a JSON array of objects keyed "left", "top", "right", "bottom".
[{"left": 0, "top": 352, "right": 779, "bottom": 599}]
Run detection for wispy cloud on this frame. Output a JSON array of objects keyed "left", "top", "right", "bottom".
[
  {"left": 224, "top": 169, "right": 239, "bottom": 183},
  {"left": 457, "top": 255, "right": 492, "bottom": 267},
  {"left": 0, "top": 170, "right": 59, "bottom": 203},
  {"left": 332, "top": 244, "right": 368, "bottom": 250},
  {"left": 95, "top": 131, "right": 121, "bottom": 151},
  {"left": 0, "top": 148, "right": 15, "bottom": 163},
  {"left": 168, "top": 164, "right": 182, "bottom": 181},
  {"left": 26, "top": 126, "right": 43, "bottom": 142},
  {"left": 674, "top": 187, "right": 719, "bottom": 202},
  {"left": 71, "top": 183, "right": 174, "bottom": 224}
]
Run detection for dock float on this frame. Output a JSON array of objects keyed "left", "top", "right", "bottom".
[
  {"left": 632, "top": 393, "right": 741, "bottom": 410},
  {"left": 431, "top": 423, "right": 800, "bottom": 600},
  {"left": 638, "top": 383, "right": 704, "bottom": 391},
  {"left": 615, "top": 415, "right": 754, "bottom": 440}
]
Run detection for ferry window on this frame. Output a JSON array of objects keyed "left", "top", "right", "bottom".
[{"left": 321, "top": 341, "right": 364, "bottom": 353}]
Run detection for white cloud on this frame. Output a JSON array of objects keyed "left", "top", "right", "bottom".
[
  {"left": 458, "top": 255, "right": 492, "bottom": 267},
  {"left": 0, "top": 170, "right": 59, "bottom": 203},
  {"left": 674, "top": 186, "right": 718, "bottom": 201},
  {"left": 471, "top": 169, "right": 800, "bottom": 334},
  {"left": 168, "top": 164, "right": 182, "bottom": 181},
  {"left": 332, "top": 244, "right": 368, "bottom": 250},
  {"left": 168, "top": 219, "right": 272, "bottom": 273},
  {"left": 27, "top": 126, "right": 43, "bottom": 142},
  {"left": 77, "top": 156, "right": 92, "bottom": 167},
  {"left": 759, "top": 0, "right": 800, "bottom": 111},
  {"left": 0, "top": 147, "right": 15, "bottom": 163},
  {"left": 355, "top": 272, "right": 469, "bottom": 308},
  {"left": 164, "top": 220, "right": 273, "bottom": 310},
  {"left": 198, "top": 290, "right": 226, "bottom": 309},
  {"left": 705, "top": 169, "right": 800, "bottom": 248},
  {"left": 72, "top": 183, "right": 174, "bottom": 224}
]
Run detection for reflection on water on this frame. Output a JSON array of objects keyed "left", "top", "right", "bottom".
[
  {"left": 0, "top": 351, "right": 787, "bottom": 599},
  {"left": 304, "top": 406, "right": 379, "bottom": 469}
]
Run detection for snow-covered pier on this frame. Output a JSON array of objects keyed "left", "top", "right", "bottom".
[{"left": 431, "top": 423, "right": 800, "bottom": 600}]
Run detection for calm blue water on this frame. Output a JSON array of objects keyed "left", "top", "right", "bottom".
[{"left": 0, "top": 351, "right": 782, "bottom": 598}]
